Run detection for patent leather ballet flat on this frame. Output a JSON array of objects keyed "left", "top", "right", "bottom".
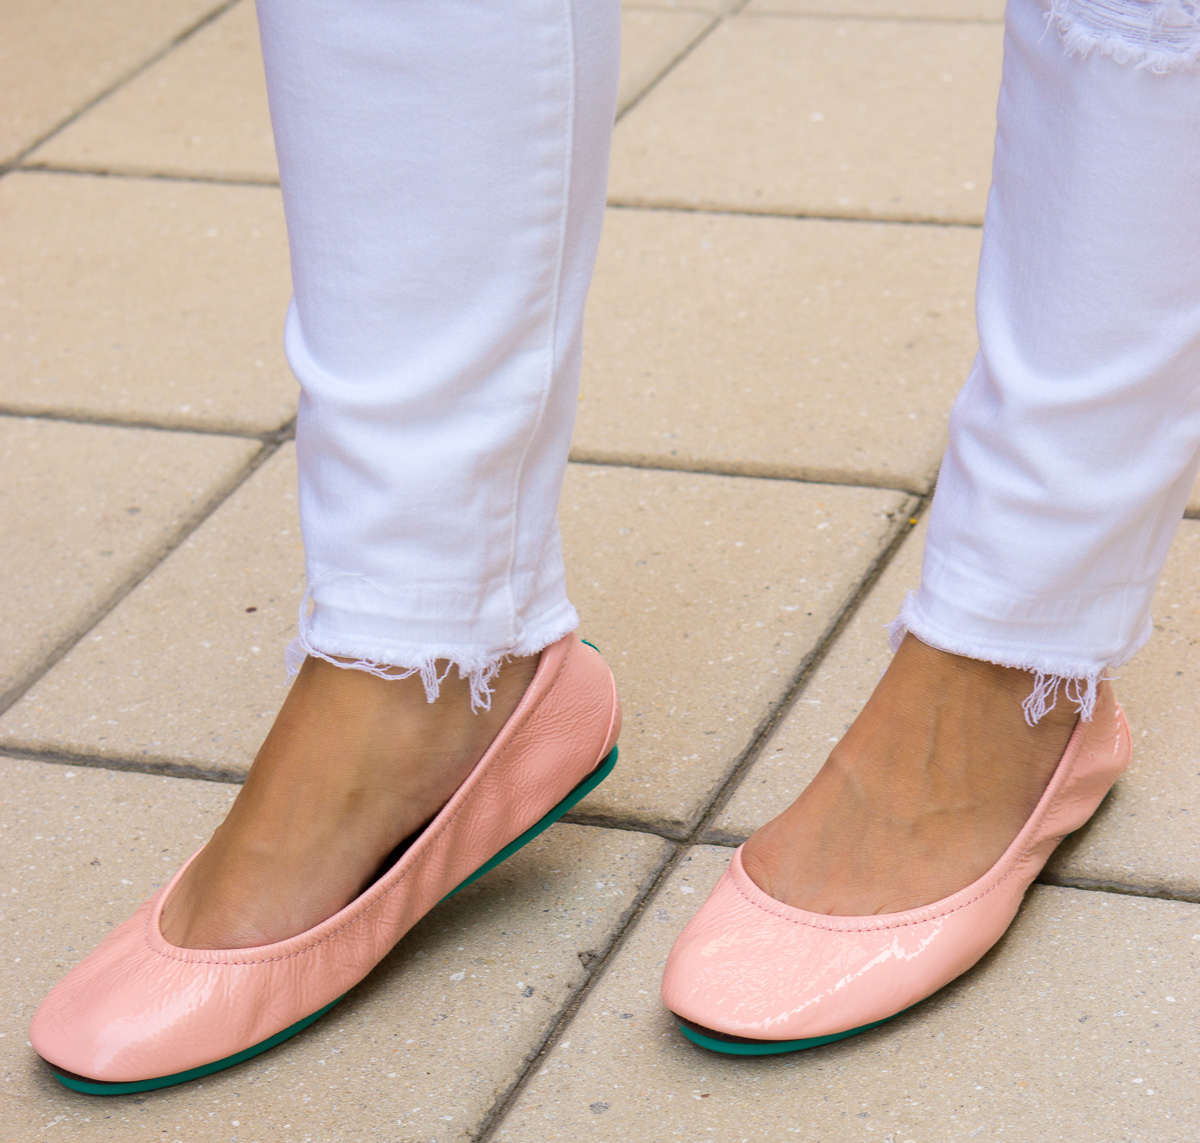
[
  {"left": 31, "top": 635, "right": 620, "bottom": 1094},
  {"left": 661, "top": 681, "right": 1130, "bottom": 1055}
]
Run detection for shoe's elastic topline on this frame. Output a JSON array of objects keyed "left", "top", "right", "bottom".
[
  {"left": 30, "top": 635, "right": 620, "bottom": 1093},
  {"left": 662, "top": 681, "right": 1130, "bottom": 1055}
]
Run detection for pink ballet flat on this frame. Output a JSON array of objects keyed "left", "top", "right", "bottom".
[
  {"left": 661, "top": 681, "right": 1130, "bottom": 1055},
  {"left": 30, "top": 635, "right": 620, "bottom": 1093}
]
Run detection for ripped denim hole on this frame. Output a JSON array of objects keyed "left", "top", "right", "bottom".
[{"left": 1047, "top": 0, "right": 1200, "bottom": 72}]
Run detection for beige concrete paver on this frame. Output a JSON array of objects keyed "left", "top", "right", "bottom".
[
  {"left": 577, "top": 208, "right": 979, "bottom": 490},
  {"left": 0, "top": 417, "right": 258, "bottom": 703},
  {"left": 562, "top": 467, "right": 909, "bottom": 831},
  {"left": 0, "top": 446, "right": 912, "bottom": 834},
  {"left": 26, "top": 0, "right": 277, "bottom": 184},
  {"left": 748, "top": 0, "right": 1005, "bottom": 18},
  {"left": 496, "top": 846, "right": 1200, "bottom": 1142},
  {"left": 619, "top": 9, "right": 714, "bottom": 115},
  {"left": 609, "top": 15, "right": 1002, "bottom": 223},
  {"left": 713, "top": 515, "right": 1200, "bottom": 901},
  {"left": 0, "top": 172, "right": 294, "bottom": 433},
  {"left": 0, "top": 0, "right": 224, "bottom": 165},
  {"left": 25, "top": 0, "right": 711, "bottom": 179},
  {"left": 708, "top": 516, "right": 923, "bottom": 844},
  {"left": 0, "top": 756, "right": 672, "bottom": 1142},
  {"left": 0, "top": 444, "right": 306, "bottom": 777}
]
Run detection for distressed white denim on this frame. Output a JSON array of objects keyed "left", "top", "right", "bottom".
[
  {"left": 257, "top": 0, "right": 1200, "bottom": 717},
  {"left": 896, "top": 0, "right": 1200, "bottom": 720},
  {"left": 254, "top": 0, "right": 619, "bottom": 707}
]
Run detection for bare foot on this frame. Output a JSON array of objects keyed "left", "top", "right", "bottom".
[
  {"left": 160, "top": 652, "right": 539, "bottom": 949},
  {"left": 741, "top": 634, "right": 1081, "bottom": 916}
]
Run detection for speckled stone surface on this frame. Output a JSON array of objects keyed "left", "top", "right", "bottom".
[
  {"left": 0, "top": 172, "right": 295, "bottom": 433},
  {"left": 1, "top": 0, "right": 223, "bottom": 163},
  {"left": 495, "top": 846, "right": 1200, "bottom": 1143},
  {"left": 0, "top": 756, "right": 672, "bottom": 1142},
  {"left": 26, "top": 0, "right": 717, "bottom": 180},
  {"left": 619, "top": 9, "right": 713, "bottom": 114},
  {"left": 26, "top": 0, "right": 278, "bottom": 183},
  {"left": 577, "top": 208, "right": 979, "bottom": 490},
  {"left": 560, "top": 467, "right": 911, "bottom": 832},
  {"left": 707, "top": 517, "right": 924, "bottom": 845},
  {"left": 0, "top": 445, "right": 306, "bottom": 777},
  {"left": 0, "top": 449, "right": 912, "bottom": 834},
  {"left": 0, "top": 417, "right": 258, "bottom": 703},
  {"left": 609, "top": 15, "right": 1002, "bottom": 223}
]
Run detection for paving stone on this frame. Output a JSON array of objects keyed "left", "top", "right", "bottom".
[
  {"left": 0, "top": 172, "right": 295, "bottom": 433},
  {"left": 27, "top": 0, "right": 710, "bottom": 178},
  {"left": 609, "top": 15, "right": 1002, "bottom": 223},
  {"left": 619, "top": 9, "right": 713, "bottom": 115},
  {"left": 577, "top": 209, "right": 979, "bottom": 490},
  {"left": 0, "top": 756, "right": 672, "bottom": 1142},
  {"left": 26, "top": 0, "right": 278, "bottom": 183},
  {"left": 708, "top": 515, "right": 923, "bottom": 844},
  {"left": 747, "top": 0, "right": 1004, "bottom": 18},
  {"left": 0, "top": 417, "right": 258, "bottom": 705},
  {"left": 562, "top": 469, "right": 909, "bottom": 833},
  {"left": 0, "top": 448, "right": 911, "bottom": 834},
  {"left": 495, "top": 846, "right": 1200, "bottom": 1142},
  {"left": 0, "top": 444, "right": 306, "bottom": 777},
  {"left": 0, "top": 0, "right": 223, "bottom": 164}
]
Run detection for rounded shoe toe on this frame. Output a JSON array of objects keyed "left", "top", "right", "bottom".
[
  {"left": 31, "top": 900, "right": 245, "bottom": 1084},
  {"left": 662, "top": 852, "right": 1000, "bottom": 1043}
]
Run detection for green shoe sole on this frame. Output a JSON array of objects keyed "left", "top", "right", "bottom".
[
  {"left": 678, "top": 1005, "right": 912, "bottom": 1057},
  {"left": 50, "top": 743, "right": 619, "bottom": 1096}
]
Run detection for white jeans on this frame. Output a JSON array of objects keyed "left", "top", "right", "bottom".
[
  {"left": 255, "top": 0, "right": 619, "bottom": 706},
  {"left": 257, "top": 0, "right": 1200, "bottom": 715},
  {"left": 897, "top": 0, "right": 1200, "bottom": 720}
]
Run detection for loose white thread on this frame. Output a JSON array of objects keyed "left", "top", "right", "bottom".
[
  {"left": 1047, "top": 0, "right": 1200, "bottom": 73},
  {"left": 888, "top": 598, "right": 1102, "bottom": 725},
  {"left": 285, "top": 577, "right": 504, "bottom": 712}
]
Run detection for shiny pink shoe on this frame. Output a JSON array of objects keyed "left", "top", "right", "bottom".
[
  {"left": 31, "top": 635, "right": 620, "bottom": 1093},
  {"left": 662, "top": 682, "right": 1130, "bottom": 1055}
]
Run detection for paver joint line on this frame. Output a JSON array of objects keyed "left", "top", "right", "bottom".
[
  {"left": 0, "top": 0, "right": 242, "bottom": 179},
  {"left": 1040, "top": 871, "right": 1200, "bottom": 906},
  {"left": 0, "top": 438, "right": 279, "bottom": 720},
  {"left": 604, "top": 199, "right": 986, "bottom": 230},
  {"left": 614, "top": 0, "right": 752, "bottom": 125},
  {"left": 0, "top": 408, "right": 296, "bottom": 443},
  {"left": 568, "top": 447, "right": 931, "bottom": 495},
  {"left": 472, "top": 836, "right": 682, "bottom": 1143},
  {"left": 688, "top": 498, "right": 926, "bottom": 843},
  {"left": 0, "top": 746, "right": 253, "bottom": 785},
  {"left": 14, "top": 162, "right": 282, "bottom": 190},
  {"left": 474, "top": 498, "right": 924, "bottom": 1140}
]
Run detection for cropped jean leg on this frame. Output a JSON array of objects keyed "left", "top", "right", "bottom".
[
  {"left": 896, "top": 0, "right": 1200, "bottom": 720},
  {"left": 254, "top": 0, "right": 620, "bottom": 706}
]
